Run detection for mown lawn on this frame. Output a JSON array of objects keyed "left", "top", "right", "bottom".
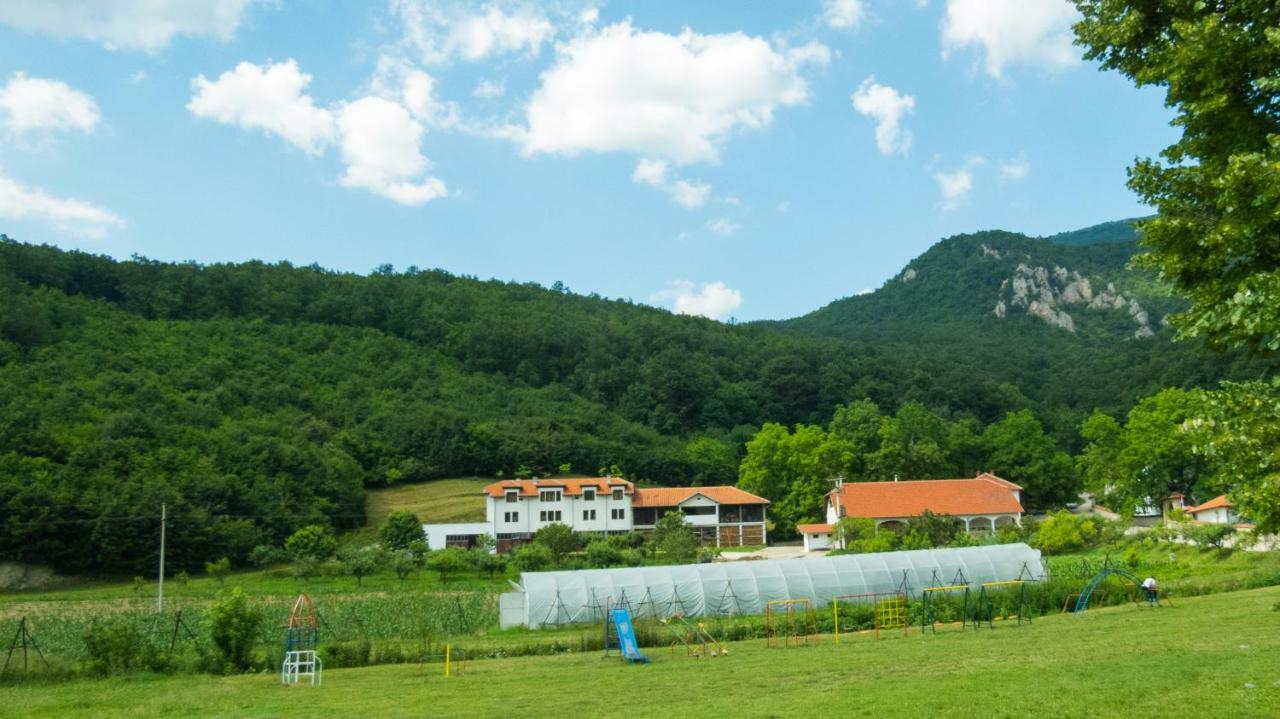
[
  {"left": 4, "top": 586, "right": 1277, "bottom": 718},
  {"left": 363, "top": 476, "right": 491, "bottom": 528}
]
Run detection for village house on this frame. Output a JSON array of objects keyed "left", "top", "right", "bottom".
[
  {"left": 1185, "top": 495, "right": 1241, "bottom": 525},
  {"left": 421, "top": 478, "right": 769, "bottom": 552},
  {"left": 799, "top": 472, "right": 1024, "bottom": 552}
]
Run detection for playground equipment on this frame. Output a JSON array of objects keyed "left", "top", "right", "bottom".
[
  {"left": 416, "top": 637, "right": 468, "bottom": 678},
  {"left": 766, "top": 599, "right": 819, "bottom": 648},
  {"left": 974, "top": 580, "right": 1033, "bottom": 628},
  {"left": 1073, "top": 568, "right": 1160, "bottom": 615},
  {"left": 605, "top": 607, "right": 649, "bottom": 664},
  {"left": 503, "top": 544, "right": 1046, "bottom": 628},
  {"left": 920, "top": 569, "right": 975, "bottom": 633},
  {"left": 281, "top": 593, "right": 322, "bottom": 686},
  {"left": 661, "top": 613, "right": 726, "bottom": 657},
  {"left": 832, "top": 591, "right": 909, "bottom": 642}
]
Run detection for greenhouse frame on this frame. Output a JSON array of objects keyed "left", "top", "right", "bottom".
[{"left": 499, "top": 543, "right": 1046, "bottom": 629}]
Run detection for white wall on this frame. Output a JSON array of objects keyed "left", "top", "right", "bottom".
[
  {"left": 803, "top": 531, "right": 832, "bottom": 552},
  {"left": 421, "top": 522, "right": 493, "bottom": 551}
]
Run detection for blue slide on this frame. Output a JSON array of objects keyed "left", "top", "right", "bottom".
[{"left": 611, "top": 608, "right": 650, "bottom": 664}]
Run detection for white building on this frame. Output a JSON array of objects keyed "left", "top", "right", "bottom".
[
  {"left": 799, "top": 473, "right": 1024, "bottom": 551},
  {"left": 1185, "top": 495, "right": 1240, "bottom": 525},
  {"left": 420, "top": 478, "right": 769, "bottom": 551}
]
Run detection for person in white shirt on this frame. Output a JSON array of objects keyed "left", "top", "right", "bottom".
[{"left": 1141, "top": 576, "right": 1158, "bottom": 604}]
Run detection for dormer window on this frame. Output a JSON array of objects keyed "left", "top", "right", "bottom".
[
  {"left": 612, "top": 487, "right": 624, "bottom": 501},
  {"left": 539, "top": 490, "right": 561, "bottom": 502},
  {"left": 505, "top": 490, "right": 518, "bottom": 503},
  {"left": 582, "top": 488, "right": 596, "bottom": 501}
]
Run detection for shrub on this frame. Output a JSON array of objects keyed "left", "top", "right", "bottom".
[
  {"left": 83, "top": 619, "right": 167, "bottom": 675},
  {"left": 607, "top": 531, "right": 646, "bottom": 550},
  {"left": 512, "top": 543, "right": 553, "bottom": 573},
  {"left": 175, "top": 570, "right": 190, "bottom": 585},
  {"left": 586, "top": 540, "right": 623, "bottom": 568},
  {"left": 285, "top": 525, "right": 337, "bottom": 561},
  {"left": 426, "top": 548, "right": 470, "bottom": 583},
  {"left": 1184, "top": 523, "right": 1236, "bottom": 550},
  {"left": 291, "top": 556, "right": 319, "bottom": 581},
  {"left": 904, "top": 510, "right": 963, "bottom": 547},
  {"left": 1032, "top": 511, "right": 1099, "bottom": 554},
  {"left": 249, "top": 544, "right": 286, "bottom": 568},
  {"left": 379, "top": 511, "right": 423, "bottom": 551},
  {"left": 340, "top": 546, "right": 385, "bottom": 586},
  {"left": 533, "top": 523, "right": 579, "bottom": 565},
  {"left": 391, "top": 550, "right": 417, "bottom": 580},
  {"left": 651, "top": 512, "right": 699, "bottom": 564},
  {"left": 832, "top": 517, "right": 876, "bottom": 549},
  {"left": 474, "top": 551, "right": 508, "bottom": 578},
  {"left": 207, "top": 587, "right": 262, "bottom": 672},
  {"left": 321, "top": 638, "right": 371, "bottom": 668},
  {"left": 204, "top": 556, "right": 231, "bottom": 584}
]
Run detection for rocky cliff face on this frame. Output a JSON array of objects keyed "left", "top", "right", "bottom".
[{"left": 992, "top": 260, "right": 1157, "bottom": 338}]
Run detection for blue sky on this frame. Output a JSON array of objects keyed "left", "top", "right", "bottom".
[{"left": 0, "top": 0, "right": 1174, "bottom": 321}]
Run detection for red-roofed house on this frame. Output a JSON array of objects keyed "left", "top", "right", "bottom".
[
  {"left": 1185, "top": 495, "right": 1239, "bottom": 525},
  {"left": 632, "top": 486, "right": 770, "bottom": 547},
  {"left": 804, "top": 473, "right": 1024, "bottom": 551}
]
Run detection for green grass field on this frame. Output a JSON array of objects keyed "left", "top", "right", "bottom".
[
  {"left": 4, "top": 586, "right": 1278, "bottom": 718},
  {"left": 363, "top": 477, "right": 491, "bottom": 528}
]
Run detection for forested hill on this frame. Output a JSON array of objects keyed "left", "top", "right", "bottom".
[{"left": 0, "top": 228, "right": 1265, "bottom": 574}]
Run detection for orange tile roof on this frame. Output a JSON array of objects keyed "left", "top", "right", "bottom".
[
  {"left": 1186, "top": 495, "right": 1233, "bottom": 514},
  {"left": 632, "top": 486, "right": 770, "bottom": 508},
  {"left": 797, "top": 523, "right": 834, "bottom": 534},
  {"left": 483, "top": 477, "right": 634, "bottom": 498},
  {"left": 829, "top": 475, "right": 1023, "bottom": 519}
]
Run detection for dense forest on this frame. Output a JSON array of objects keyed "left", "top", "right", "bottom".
[{"left": 0, "top": 224, "right": 1269, "bottom": 573}]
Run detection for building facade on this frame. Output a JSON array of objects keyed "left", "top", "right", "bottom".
[
  {"left": 1185, "top": 495, "right": 1240, "bottom": 525},
  {"left": 420, "top": 478, "right": 770, "bottom": 552},
  {"left": 798, "top": 473, "right": 1024, "bottom": 551}
]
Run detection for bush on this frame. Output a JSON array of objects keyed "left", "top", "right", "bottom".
[
  {"left": 207, "top": 587, "right": 262, "bottom": 672},
  {"left": 379, "top": 511, "right": 423, "bottom": 551},
  {"left": 474, "top": 551, "right": 508, "bottom": 578},
  {"left": 83, "top": 619, "right": 167, "bottom": 675},
  {"left": 321, "top": 638, "right": 371, "bottom": 668},
  {"left": 291, "top": 556, "right": 319, "bottom": 581},
  {"left": 1184, "top": 523, "right": 1236, "bottom": 550},
  {"left": 586, "top": 540, "right": 623, "bottom": 568},
  {"left": 204, "top": 556, "right": 231, "bottom": 584},
  {"left": 1032, "top": 511, "right": 1100, "bottom": 554},
  {"left": 651, "top": 512, "right": 699, "bottom": 564},
  {"left": 426, "top": 547, "right": 470, "bottom": 583},
  {"left": 512, "top": 542, "right": 553, "bottom": 573},
  {"left": 533, "top": 523, "right": 579, "bottom": 565},
  {"left": 340, "top": 546, "right": 385, "bottom": 585},
  {"left": 285, "top": 525, "right": 337, "bottom": 561},
  {"left": 249, "top": 544, "right": 287, "bottom": 568},
  {"left": 607, "top": 531, "right": 646, "bottom": 550}
]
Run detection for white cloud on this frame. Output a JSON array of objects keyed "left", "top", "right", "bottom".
[
  {"left": 651, "top": 280, "right": 742, "bottom": 320},
  {"left": 941, "top": 0, "right": 1080, "bottom": 78},
  {"left": 337, "top": 96, "right": 447, "bottom": 206},
  {"left": 392, "top": 0, "right": 556, "bottom": 64},
  {"left": 705, "top": 218, "right": 739, "bottom": 236},
  {"left": 851, "top": 76, "right": 914, "bottom": 156},
  {"left": 0, "top": 0, "right": 263, "bottom": 53},
  {"left": 856, "top": 287, "right": 874, "bottom": 295},
  {"left": 370, "top": 56, "right": 459, "bottom": 130},
  {"left": 187, "top": 59, "right": 336, "bottom": 155},
  {"left": 630, "top": 158, "right": 711, "bottom": 208},
  {"left": 130, "top": 70, "right": 148, "bottom": 84},
  {"left": 473, "top": 79, "right": 505, "bottom": 99},
  {"left": 1000, "top": 155, "right": 1030, "bottom": 180},
  {"left": 934, "top": 156, "right": 984, "bottom": 210},
  {"left": 0, "top": 168, "right": 125, "bottom": 238},
  {"left": 0, "top": 73, "right": 100, "bottom": 139},
  {"left": 521, "top": 21, "right": 825, "bottom": 165},
  {"left": 823, "top": 0, "right": 865, "bottom": 30}
]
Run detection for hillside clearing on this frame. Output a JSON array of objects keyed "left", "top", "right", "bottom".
[
  {"left": 364, "top": 478, "right": 490, "bottom": 528},
  {"left": 4, "top": 586, "right": 1277, "bottom": 718}
]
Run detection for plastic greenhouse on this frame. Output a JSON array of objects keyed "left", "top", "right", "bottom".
[{"left": 499, "top": 543, "right": 1046, "bottom": 629}]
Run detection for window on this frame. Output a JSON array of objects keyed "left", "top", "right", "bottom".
[
  {"left": 611, "top": 508, "right": 625, "bottom": 521},
  {"left": 539, "top": 490, "right": 561, "bottom": 502},
  {"left": 503, "top": 511, "right": 519, "bottom": 523},
  {"left": 582, "top": 489, "right": 596, "bottom": 501},
  {"left": 539, "top": 510, "right": 562, "bottom": 522},
  {"left": 505, "top": 490, "right": 518, "bottom": 503},
  {"left": 633, "top": 508, "right": 656, "bottom": 525},
  {"left": 682, "top": 505, "right": 716, "bottom": 516},
  {"left": 583, "top": 509, "right": 597, "bottom": 521},
  {"left": 612, "top": 488, "right": 624, "bottom": 501}
]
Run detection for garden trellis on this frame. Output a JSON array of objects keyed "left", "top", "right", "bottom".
[{"left": 502, "top": 543, "right": 1046, "bottom": 629}]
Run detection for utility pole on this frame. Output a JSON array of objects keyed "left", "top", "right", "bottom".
[{"left": 157, "top": 502, "right": 166, "bottom": 613}]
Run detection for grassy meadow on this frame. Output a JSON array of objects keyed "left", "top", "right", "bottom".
[{"left": 3, "top": 585, "right": 1277, "bottom": 718}]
